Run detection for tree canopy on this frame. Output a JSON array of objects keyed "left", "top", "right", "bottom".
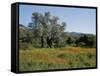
[{"left": 20, "top": 12, "right": 67, "bottom": 48}]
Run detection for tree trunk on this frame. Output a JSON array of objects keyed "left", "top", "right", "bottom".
[
  {"left": 41, "top": 36, "right": 44, "bottom": 48},
  {"left": 47, "top": 37, "right": 52, "bottom": 48}
]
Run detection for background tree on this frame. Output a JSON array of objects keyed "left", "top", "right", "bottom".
[{"left": 75, "top": 34, "right": 96, "bottom": 47}]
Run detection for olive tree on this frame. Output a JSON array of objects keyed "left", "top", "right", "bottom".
[{"left": 29, "top": 12, "right": 67, "bottom": 48}]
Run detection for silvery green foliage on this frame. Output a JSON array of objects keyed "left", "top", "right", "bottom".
[{"left": 29, "top": 12, "right": 67, "bottom": 48}]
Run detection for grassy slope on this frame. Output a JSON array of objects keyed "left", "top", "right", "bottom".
[{"left": 19, "top": 46, "right": 96, "bottom": 71}]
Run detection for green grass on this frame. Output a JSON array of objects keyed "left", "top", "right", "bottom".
[{"left": 19, "top": 46, "right": 96, "bottom": 71}]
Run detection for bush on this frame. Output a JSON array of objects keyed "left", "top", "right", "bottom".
[
  {"left": 77, "top": 42, "right": 86, "bottom": 47},
  {"left": 19, "top": 42, "right": 32, "bottom": 50},
  {"left": 57, "top": 53, "right": 67, "bottom": 58}
]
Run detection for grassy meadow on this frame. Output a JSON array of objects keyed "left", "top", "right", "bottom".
[{"left": 19, "top": 46, "right": 96, "bottom": 71}]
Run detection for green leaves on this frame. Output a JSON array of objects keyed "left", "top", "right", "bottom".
[{"left": 30, "top": 12, "right": 67, "bottom": 48}]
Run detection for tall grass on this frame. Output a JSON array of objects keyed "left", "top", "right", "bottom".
[{"left": 19, "top": 46, "right": 96, "bottom": 71}]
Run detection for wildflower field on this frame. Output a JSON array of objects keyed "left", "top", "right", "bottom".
[{"left": 19, "top": 46, "right": 96, "bottom": 71}]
